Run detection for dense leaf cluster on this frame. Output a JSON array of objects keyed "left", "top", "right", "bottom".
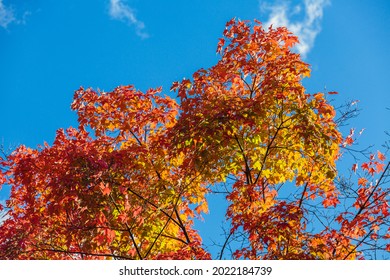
[{"left": 0, "top": 19, "right": 388, "bottom": 259}]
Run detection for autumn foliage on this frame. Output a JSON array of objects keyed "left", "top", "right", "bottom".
[{"left": 0, "top": 19, "right": 389, "bottom": 260}]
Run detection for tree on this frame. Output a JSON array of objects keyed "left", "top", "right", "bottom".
[{"left": 0, "top": 19, "right": 389, "bottom": 260}]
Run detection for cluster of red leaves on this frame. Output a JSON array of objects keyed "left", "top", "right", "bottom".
[
  {"left": 336, "top": 152, "right": 390, "bottom": 253},
  {"left": 0, "top": 89, "right": 206, "bottom": 260}
]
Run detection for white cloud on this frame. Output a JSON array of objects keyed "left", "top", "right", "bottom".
[
  {"left": 108, "top": 0, "right": 149, "bottom": 39},
  {"left": 0, "top": 0, "right": 15, "bottom": 29},
  {"left": 0, "top": 200, "right": 9, "bottom": 225},
  {"left": 0, "top": 212, "right": 8, "bottom": 225},
  {"left": 261, "top": 0, "right": 330, "bottom": 58}
]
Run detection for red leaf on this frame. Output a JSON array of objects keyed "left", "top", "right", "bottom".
[
  {"left": 361, "top": 162, "right": 369, "bottom": 171},
  {"left": 216, "top": 38, "right": 225, "bottom": 53},
  {"left": 100, "top": 182, "right": 111, "bottom": 196},
  {"left": 170, "top": 82, "right": 180, "bottom": 92},
  {"left": 342, "top": 136, "right": 354, "bottom": 147},
  {"left": 118, "top": 213, "right": 128, "bottom": 223},
  {"left": 335, "top": 214, "right": 344, "bottom": 223}
]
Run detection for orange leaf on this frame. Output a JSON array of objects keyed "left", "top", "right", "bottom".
[
  {"left": 357, "top": 177, "right": 368, "bottom": 186},
  {"left": 100, "top": 182, "right": 111, "bottom": 196},
  {"left": 378, "top": 151, "right": 386, "bottom": 161}
]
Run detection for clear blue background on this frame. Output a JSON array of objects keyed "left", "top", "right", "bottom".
[{"left": 1, "top": 0, "right": 389, "bottom": 258}]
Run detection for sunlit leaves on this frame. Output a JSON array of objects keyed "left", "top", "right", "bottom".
[
  {"left": 169, "top": 19, "right": 388, "bottom": 259},
  {"left": 0, "top": 84, "right": 208, "bottom": 259},
  {"left": 0, "top": 18, "right": 388, "bottom": 260}
]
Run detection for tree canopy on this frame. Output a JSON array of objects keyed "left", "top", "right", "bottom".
[{"left": 0, "top": 19, "right": 389, "bottom": 260}]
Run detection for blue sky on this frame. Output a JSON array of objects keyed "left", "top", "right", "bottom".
[{"left": 1, "top": 0, "right": 390, "bottom": 257}]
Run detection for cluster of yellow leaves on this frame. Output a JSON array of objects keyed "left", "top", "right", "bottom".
[{"left": 170, "top": 19, "right": 380, "bottom": 259}]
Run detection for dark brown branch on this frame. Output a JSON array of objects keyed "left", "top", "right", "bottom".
[
  {"left": 298, "top": 182, "right": 309, "bottom": 208},
  {"left": 108, "top": 193, "right": 143, "bottom": 259},
  {"left": 343, "top": 229, "right": 374, "bottom": 260},
  {"left": 253, "top": 124, "right": 282, "bottom": 186},
  {"left": 174, "top": 207, "right": 191, "bottom": 244},
  {"left": 28, "top": 246, "right": 134, "bottom": 260},
  {"left": 125, "top": 186, "right": 181, "bottom": 228},
  {"left": 144, "top": 190, "right": 184, "bottom": 258},
  {"left": 219, "top": 231, "right": 233, "bottom": 260},
  {"left": 234, "top": 135, "right": 252, "bottom": 185}
]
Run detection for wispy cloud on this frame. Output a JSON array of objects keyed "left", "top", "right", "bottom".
[
  {"left": 261, "top": 0, "right": 330, "bottom": 58},
  {"left": 108, "top": 0, "right": 149, "bottom": 39},
  {"left": 0, "top": 200, "right": 9, "bottom": 225},
  {"left": 0, "top": 0, "right": 15, "bottom": 29}
]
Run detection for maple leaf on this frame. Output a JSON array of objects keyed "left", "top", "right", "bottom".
[
  {"left": 377, "top": 151, "right": 386, "bottom": 161},
  {"left": 216, "top": 38, "right": 225, "bottom": 53},
  {"left": 361, "top": 162, "right": 370, "bottom": 171},
  {"left": 375, "top": 162, "right": 385, "bottom": 173},
  {"left": 170, "top": 81, "right": 180, "bottom": 92},
  {"left": 322, "top": 196, "right": 339, "bottom": 208},
  {"left": 118, "top": 213, "right": 128, "bottom": 223},
  {"left": 100, "top": 182, "right": 111, "bottom": 196},
  {"left": 357, "top": 177, "right": 368, "bottom": 186}
]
